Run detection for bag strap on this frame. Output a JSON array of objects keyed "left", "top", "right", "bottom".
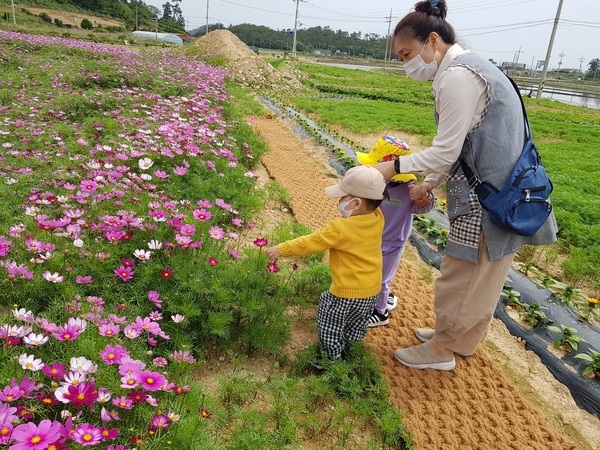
[{"left": 459, "top": 74, "right": 530, "bottom": 190}]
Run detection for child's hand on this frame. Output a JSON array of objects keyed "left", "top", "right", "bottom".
[
  {"left": 264, "top": 246, "right": 280, "bottom": 260},
  {"left": 409, "top": 182, "right": 432, "bottom": 208}
]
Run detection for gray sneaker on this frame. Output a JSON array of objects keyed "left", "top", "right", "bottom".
[
  {"left": 394, "top": 343, "right": 455, "bottom": 370},
  {"left": 415, "top": 328, "right": 435, "bottom": 343}
]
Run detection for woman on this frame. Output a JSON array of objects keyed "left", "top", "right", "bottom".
[{"left": 376, "top": 0, "right": 557, "bottom": 370}]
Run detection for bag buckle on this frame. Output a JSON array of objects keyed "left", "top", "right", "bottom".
[{"left": 466, "top": 174, "right": 481, "bottom": 190}]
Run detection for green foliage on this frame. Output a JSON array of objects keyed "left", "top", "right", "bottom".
[
  {"left": 547, "top": 325, "right": 586, "bottom": 351},
  {"left": 38, "top": 11, "right": 52, "bottom": 23},
  {"left": 574, "top": 348, "right": 600, "bottom": 378},
  {"left": 519, "top": 303, "right": 551, "bottom": 327},
  {"left": 80, "top": 18, "right": 93, "bottom": 29}
]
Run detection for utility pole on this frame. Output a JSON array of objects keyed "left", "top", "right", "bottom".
[
  {"left": 11, "top": 0, "right": 16, "bottom": 26},
  {"left": 556, "top": 51, "right": 565, "bottom": 79},
  {"left": 292, "top": 0, "right": 301, "bottom": 58},
  {"left": 536, "top": 0, "right": 563, "bottom": 99},
  {"left": 578, "top": 55, "right": 585, "bottom": 73},
  {"left": 135, "top": 1, "right": 138, "bottom": 31},
  {"left": 512, "top": 46, "right": 522, "bottom": 75},
  {"left": 205, "top": 0, "right": 210, "bottom": 34},
  {"left": 155, "top": 17, "right": 158, "bottom": 41},
  {"left": 384, "top": 9, "right": 393, "bottom": 67}
]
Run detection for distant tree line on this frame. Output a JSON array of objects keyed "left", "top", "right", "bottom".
[
  {"left": 12, "top": 0, "right": 186, "bottom": 32},
  {"left": 193, "top": 23, "right": 389, "bottom": 60}
]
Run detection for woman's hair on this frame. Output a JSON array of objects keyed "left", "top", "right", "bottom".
[{"left": 394, "top": 0, "right": 456, "bottom": 45}]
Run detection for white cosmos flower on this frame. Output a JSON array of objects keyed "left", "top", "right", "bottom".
[
  {"left": 5, "top": 177, "right": 18, "bottom": 185},
  {"left": 171, "top": 314, "right": 185, "bottom": 323},
  {"left": 70, "top": 356, "right": 96, "bottom": 375},
  {"left": 18, "top": 353, "right": 43, "bottom": 371},
  {"left": 12, "top": 308, "right": 34, "bottom": 321},
  {"left": 134, "top": 249, "right": 151, "bottom": 260},
  {"left": 25, "top": 206, "right": 39, "bottom": 216},
  {"left": 42, "top": 271, "right": 64, "bottom": 283},
  {"left": 140, "top": 173, "right": 152, "bottom": 181},
  {"left": 23, "top": 332, "right": 48, "bottom": 346},
  {"left": 138, "top": 157, "right": 154, "bottom": 170},
  {"left": 73, "top": 239, "right": 84, "bottom": 248},
  {"left": 147, "top": 239, "right": 162, "bottom": 250}
]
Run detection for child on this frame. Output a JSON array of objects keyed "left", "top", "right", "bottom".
[
  {"left": 264, "top": 165, "right": 387, "bottom": 366},
  {"left": 355, "top": 136, "right": 434, "bottom": 327}
]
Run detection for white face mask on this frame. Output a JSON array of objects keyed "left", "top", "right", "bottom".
[
  {"left": 403, "top": 41, "right": 438, "bottom": 81},
  {"left": 338, "top": 198, "right": 357, "bottom": 218}
]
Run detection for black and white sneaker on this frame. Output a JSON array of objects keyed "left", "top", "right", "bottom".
[
  {"left": 367, "top": 309, "right": 389, "bottom": 328},
  {"left": 387, "top": 292, "right": 398, "bottom": 312}
]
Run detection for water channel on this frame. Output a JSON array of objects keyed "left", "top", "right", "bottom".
[{"left": 315, "top": 62, "right": 600, "bottom": 109}]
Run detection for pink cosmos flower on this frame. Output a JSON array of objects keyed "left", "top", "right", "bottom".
[
  {"left": 10, "top": 419, "right": 66, "bottom": 450},
  {"left": 71, "top": 423, "right": 103, "bottom": 446},
  {"left": 197, "top": 200, "right": 212, "bottom": 208},
  {"left": 120, "top": 373, "right": 139, "bottom": 389},
  {"left": 112, "top": 396, "right": 134, "bottom": 409},
  {"left": 267, "top": 262, "right": 280, "bottom": 273},
  {"left": 179, "top": 224, "right": 196, "bottom": 236},
  {"left": 0, "top": 386, "right": 23, "bottom": 403},
  {"left": 134, "top": 316, "right": 162, "bottom": 335},
  {"left": 171, "top": 350, "right": 196, "bottom": 364},
  {"left": 53, "top": 324, "right": 80, "bottom": 341},
  {"left": 98, "top": 322, "right": 120, "bottom": 337},
  {"left": 80, "top": 180, "right": 99, "bottom": 191},
  {"left": 147, "top": 290, "right": 162, "bottom": 308},
  {"left": 153, "top": 357, "right": 168, "bottom": 367},
  {"left": 151, "top": 413, "right": 171, "bottom": 429},
  {"left": 114, "top": 265, "right": 134, "bottom": 281},
  {"left": 207, "top": 257, "right": 218, "bottom": 266},
  {"left": 137, "top": 370, "right": 167, "bottom": 391},
  {"left": 208, "top": 226, "right": 224, "bottom": 240},
  {"left": 192, "top": 208, "right": 212, "bottom": 221},
  {"left": 100, "top": 344, "right": 129, "bottom": 365},
  {"left": 173, "top": 165, "right": 187, "bottom": 176},
  {"left": 229, "top": 248, "right": 240, "bottom": 259},
  {"left": 75, "top": 275, "right": 93, "bottom": 284},
  {"left": 153, "top": 170, "right": 169, "bottom": 179}
]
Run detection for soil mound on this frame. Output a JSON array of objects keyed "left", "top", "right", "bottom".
[{"left": 194, "top": 30, "right": 302, "bottom": 94}]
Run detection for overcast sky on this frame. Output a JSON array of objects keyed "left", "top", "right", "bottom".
[{"left": 144, "top": 0, "right": 599, "bottom": 72}]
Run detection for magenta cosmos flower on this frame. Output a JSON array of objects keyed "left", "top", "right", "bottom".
[
  {"left": 114, "top": 265, "right": 134, "bottom": 282},
  {"left": 253, "top": 237, "right": 268, "bottom": 247},
  {"left": 267, "top": 262, "right": 279, "bottom": 273},
  {"left": 137, "top": 370, "right": 167, "bottom": 391},
  {"left": 10, "top": 419, "right": 66, "bottom": 450}
]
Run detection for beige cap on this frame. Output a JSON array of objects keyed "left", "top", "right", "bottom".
[{"left": 325, "top": 166, "right": 386, "bottom": 200}]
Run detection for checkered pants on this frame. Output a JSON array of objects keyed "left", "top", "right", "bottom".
[{"left": 316, "top": 290, "right": 377, "bottom": 360}]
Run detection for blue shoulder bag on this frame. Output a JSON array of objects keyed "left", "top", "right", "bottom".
[{"left": 459, "top": 77, "right": 553, "bottom": 237}]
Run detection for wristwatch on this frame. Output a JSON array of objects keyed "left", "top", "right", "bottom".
[{"left": 394, "top": 158, "right": 401, "bottom": 174}]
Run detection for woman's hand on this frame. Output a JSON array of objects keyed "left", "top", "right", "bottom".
[{"left": 374, "top": 160, "right": 398, "bottom": 182}]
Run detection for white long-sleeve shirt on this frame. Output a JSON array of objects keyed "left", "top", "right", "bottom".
[{"left": 396, "top": 44, "right": 488, "bottom": 187}]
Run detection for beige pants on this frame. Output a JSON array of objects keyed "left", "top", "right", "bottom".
[{"left": 431, "top": 232, "right": 515, "bottom": 356}]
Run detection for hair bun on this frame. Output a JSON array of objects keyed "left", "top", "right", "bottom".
[{"left": 414, "top": 0, "right": 447, "bottom": 19}]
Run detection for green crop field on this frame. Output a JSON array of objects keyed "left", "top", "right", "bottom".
[{"left": 288, "top": 62, "right": 600, "bottom": 289}]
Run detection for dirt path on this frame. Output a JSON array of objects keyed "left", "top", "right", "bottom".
[{"left": 252, "top": 113, "right": 600, "bottom": 450}]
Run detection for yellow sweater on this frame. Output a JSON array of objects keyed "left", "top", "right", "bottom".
[{"left": 277, "top": 209, "right": 384, "bottom": 299}]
